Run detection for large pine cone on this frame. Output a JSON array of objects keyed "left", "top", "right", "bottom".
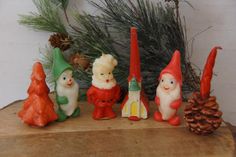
[
  {"left": 49, "top": 33, "right": 71, "bottom": 51},
  {"left": 184, "top": 92, "right": 223, "bottom": 135}
]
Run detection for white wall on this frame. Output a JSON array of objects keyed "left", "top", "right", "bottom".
[
  {"left": 0, "top": 0, "right": 49, "bottom": 107},
  {"left": 181, "top": 0, "right": 236, "bottom": 125},
  {"left": 0, "top": 0, "right": 235, "bottom": 124}
]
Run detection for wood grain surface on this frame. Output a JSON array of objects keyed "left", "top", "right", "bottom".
[{"left": 0, "top": 98, "right": 234, "bottom": 157}]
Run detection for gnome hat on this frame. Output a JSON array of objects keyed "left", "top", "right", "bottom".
[
  {"left": 52, "top": 48, "right": 73, "bottom": 80},
  {"left": 159, "top": 50, "right": 182, "bottom": 86}
]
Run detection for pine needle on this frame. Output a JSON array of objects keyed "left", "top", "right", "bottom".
[{"left": 19, "top": 0, "right": 67, "bottom": 34}]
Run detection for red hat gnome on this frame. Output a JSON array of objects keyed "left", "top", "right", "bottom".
[{"left": 154, "top": 50, "right": 182, "bottom": 126}]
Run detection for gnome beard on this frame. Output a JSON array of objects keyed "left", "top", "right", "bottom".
[
  {"left": 56, "top": 70, "right": 79, "bottom": 116},
  {"left": 156, "top": 80, "right": 181, "bottom": 120}
]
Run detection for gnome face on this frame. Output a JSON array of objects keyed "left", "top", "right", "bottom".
[
  {"left": 57, "top": 70, "right": 75, "bottom": 88},
  {"left": 157, "top": 50, "right": 182, "bottom": 94},
  {"left": 159, "top": 73, "right": 178, "bottom": 93}
]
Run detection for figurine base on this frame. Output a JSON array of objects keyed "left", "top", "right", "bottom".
[{"left": 0, "top": 95, "right": 234, "bottom": 157}]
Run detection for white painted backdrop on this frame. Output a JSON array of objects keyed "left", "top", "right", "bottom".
[{"left": 0, "top": 0, "right": 235, "bottom": 124}]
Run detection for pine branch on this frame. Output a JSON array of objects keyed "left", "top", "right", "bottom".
[
  {"left": 51, "top": 0, "right": 69, "bottom": 10},
  {"left": 23, "top": 0, "right": 200, "bottom": 100},
  {"left": 88, "top": 0, "right": 199, "bottom": 99},
  {"left": 19, "top": 0, "right": 67, "bottom": 34},
  {"left": 71, "top": 13, "right": 120, "bottom": 59},
  {"left": 70, "top": 13, "right": 129, "bottom": 87}
]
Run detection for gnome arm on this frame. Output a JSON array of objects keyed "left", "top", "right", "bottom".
[
  {"left": 155, "top": 96, "right": 160, "bottom": 106},
  {"left": 170, "top": 98, "right": 182, "bottom": 109},
  {"left": 56, "top": 95, "right": 69, "bottom": 105}
]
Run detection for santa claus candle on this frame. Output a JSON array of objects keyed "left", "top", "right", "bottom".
[
  {"left": 154, "top": 50, "right": 182, "bottom": 126},
  {"left": 87, "top": 54, "right": 121, "bottom": 120}
]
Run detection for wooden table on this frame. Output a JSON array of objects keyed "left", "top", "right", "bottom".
[{"left": 0, "top": 99, "right": 235, "bottom": 157}]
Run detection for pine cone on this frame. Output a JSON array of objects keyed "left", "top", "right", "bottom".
[
  {"left": 49, "top": 33, "right": 72, "bottom": 51},
  {"left": 70, "top": 53, "right": 90, "bottom": 70},
  {"left": 184, "top": 92, "right": 223, "bottom": 135}
]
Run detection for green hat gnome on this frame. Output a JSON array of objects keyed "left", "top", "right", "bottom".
[{"left": 52, "top": 48, "right": 80, "bottom": 122}]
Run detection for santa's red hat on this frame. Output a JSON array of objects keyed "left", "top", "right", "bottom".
[{"left": 159, "top": 50, "right": 182, "bottom": 86}]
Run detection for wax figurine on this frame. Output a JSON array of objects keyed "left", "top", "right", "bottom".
[
  {"left": 184, "top": 47, "right": 223, "bottom": 135},
  {"left": 154, "top": 50, "right": 182, "bottom": 126},
  {"left": 87, "top": 54, "right": 120, "bottom": 120},
  {"left": 18, "top": 62, "right": 58, "bottom": 127},
  {"left": 121, "top": 27, "right": 149, "bottom": 121},
  {"left": 52, "top": 48, "right": 80, "bottom": 122}
]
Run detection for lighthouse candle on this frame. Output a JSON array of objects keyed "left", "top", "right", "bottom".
[{"left": 154, "top": 50, "right": 182, "bottom": 126}]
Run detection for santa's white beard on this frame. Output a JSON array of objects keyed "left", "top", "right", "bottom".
[
  {"left": 156, "top": 84, "right": 181, "bottom": 120},
  {"left": 56, "top": 82, "right": 79, "bottom": 116},
  {"left": 92, "top": 75, "right": 116, "bottom": 89}
]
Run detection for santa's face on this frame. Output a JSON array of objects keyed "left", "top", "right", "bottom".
[
  {"left": 57, "top": 70, "right": 75, "bottom": 88},
  {"left": 159, "top": 73, "right": 177, "bottom": 93},
  {"left": 94, "top": 66, "right": 114, "bottom": 83}
]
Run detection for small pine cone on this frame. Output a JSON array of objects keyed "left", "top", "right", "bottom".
[
  {"left": 184, "top": 92, "right": 223, "bottom": 135},
  {"left": 49, "top": 33, "right": 72, "bottom": 51},
  {"left": 69, "top": 53, "right": 90, "bottom": 70}
]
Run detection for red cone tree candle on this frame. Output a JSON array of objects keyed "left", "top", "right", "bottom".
[{"left": 18, "top": 62, "right": 58, "bottom": 127}]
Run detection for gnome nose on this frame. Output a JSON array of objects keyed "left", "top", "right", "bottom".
[
  {"left": 67, "top": 79, "right": 73, "bottom": 85},
  {"left": 163, "top": 85, "right": 169, "bottom": 90}
]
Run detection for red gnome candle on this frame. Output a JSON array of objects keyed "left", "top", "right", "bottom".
[
  {"left": 154, "top": 50, "right": 182, "bottom": 126},
  {"left": 18, "top": 62, "right": 58, "bottom": 127},
  {"left": 87, "top": 54, "right": 121, "bottom": 120},
  {"left": 184, "top": 47, "right": 223, "bottom": 135}
]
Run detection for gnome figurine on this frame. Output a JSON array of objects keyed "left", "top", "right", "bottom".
[
  {"left": 154, "top": 50, "right": 182, "bottom": 126},
  {"left": 87, "top": 54, "right": 121, "bottom": 120},
  {"left": 52, "top": 48, "right": 80, "bottom": 122}
]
